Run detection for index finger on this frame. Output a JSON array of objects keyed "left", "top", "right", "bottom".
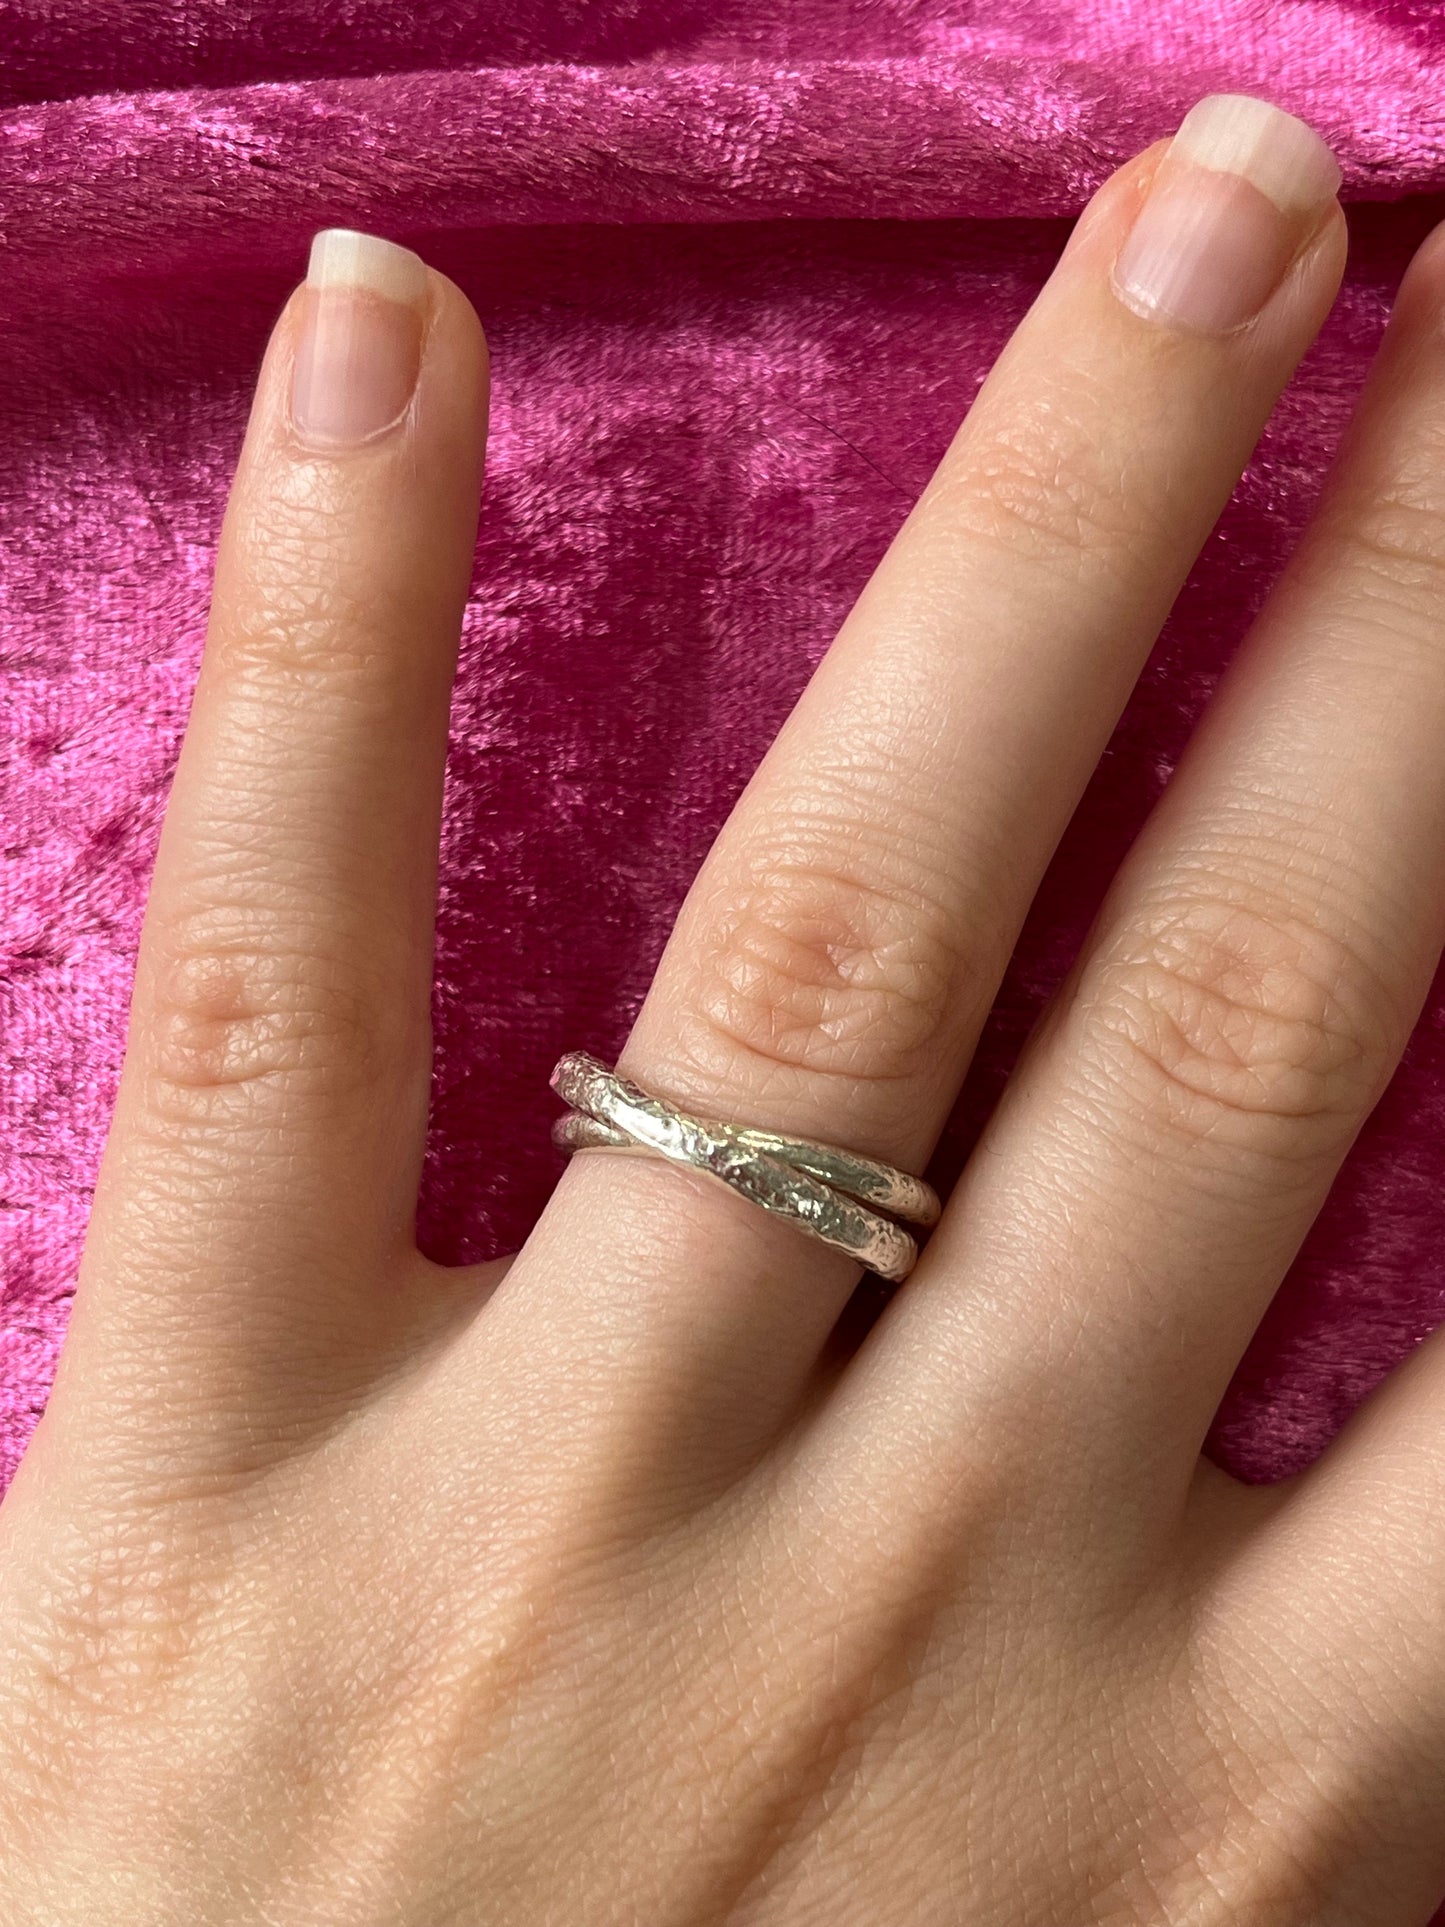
[{"left": 64, "top": 232, "right": 489, "bottom": 1451}]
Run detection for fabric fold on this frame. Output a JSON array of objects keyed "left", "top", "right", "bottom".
[{"left": 4, "top": 53, "right": 1444, "bottom": 308}]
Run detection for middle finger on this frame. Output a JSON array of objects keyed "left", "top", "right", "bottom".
[{"left": 479, "top": 97, "right": 1345, "bottom": 1461}]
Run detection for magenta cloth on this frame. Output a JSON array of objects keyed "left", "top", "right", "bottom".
[{"left": 7, "top": 2, "right": 1445, "bottom": 1512}]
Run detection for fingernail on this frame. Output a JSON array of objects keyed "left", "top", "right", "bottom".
[
  {"left": 1112, "top": 95, "right": 1341, "bottom": 335},
  {"left": 290, "top": 229, "right": 428, "bottom": 448}
]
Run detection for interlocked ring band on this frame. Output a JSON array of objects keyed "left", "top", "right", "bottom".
[{"left": 550, "top": 1051, "right": 940, "bottom": 1282}]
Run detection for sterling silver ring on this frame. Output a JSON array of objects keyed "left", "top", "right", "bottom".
[{"left": 549, "top": 1050, "right": 940, "bottom": 1282}]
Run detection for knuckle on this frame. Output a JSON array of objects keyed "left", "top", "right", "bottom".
[
  {"left": 222, "top": 510, "right": 417, "bottom": 685},
  {"left": 141, "top": 929, "right": 391, "bottom": 1129},
  {"left": 1080, "top": 890, "right": 1390, "bottom": 1156},
  {"left": 929, "top": 396, "right": 1168, "bottom": 578},
  {"left": 1328, "top": 481, "right": 1445, "bottom": 610},
  {"left": 221, "top": 591, "right": 399, "bottom": 689},
  {"left": 683, "top": 851, "right": 964, "bottom": 1091},
  {"left": 3, "top": 1505, "right": 222, "bottom": 1737}
]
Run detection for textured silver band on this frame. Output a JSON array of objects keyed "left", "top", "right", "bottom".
[{"left": 549, "top": 1050, "right": 940, "bottom": 1282}]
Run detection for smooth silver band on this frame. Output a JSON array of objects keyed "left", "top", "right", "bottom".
[{"left": 549, "top": 1051, "right": 939, "bottom": 1282}]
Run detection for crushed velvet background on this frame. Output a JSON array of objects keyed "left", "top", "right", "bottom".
[{"left": 6, "top": 2, "right": 1445, "bottom": 1514}]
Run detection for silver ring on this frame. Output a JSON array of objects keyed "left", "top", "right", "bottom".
[{"left": 549, "top": 1051, "right": 939, "bottom": 1282}]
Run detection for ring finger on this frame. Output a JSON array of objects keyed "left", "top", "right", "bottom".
[
  {"left": 846, "top": 206, "right": 1445, "bottom": 1515},
  {"left": 471, "top": 97, "right": 1347, "bottom": 1467}
]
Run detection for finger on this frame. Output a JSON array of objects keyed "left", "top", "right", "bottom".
[
  {"left": 850, "top": 214, "right": 1445, "bottom": 1508},
  {"left": 60, "top": 232, "right": 488, "bottom": 1453},
  {"left": 471, "top": 99, "right": 1346, "bottom": 1474},
  {"left": 1176, "top": 1335, "right": 1445, "bottom": 1925}
]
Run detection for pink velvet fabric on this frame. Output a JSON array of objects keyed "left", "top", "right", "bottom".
[{"left": 5, "top": 3, "right": 1445, "bottom": 1520}]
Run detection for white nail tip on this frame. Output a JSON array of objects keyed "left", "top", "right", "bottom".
[
  {"left": 1170, "top": 95, "right": 1342, "bottom": 212},
  {"left": 306, "top": 229, "right": 428, "bottom": 305}
]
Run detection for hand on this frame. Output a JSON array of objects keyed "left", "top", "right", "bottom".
[{"left": 5, "top": 94, "right": 1445, "bottom": 1925}]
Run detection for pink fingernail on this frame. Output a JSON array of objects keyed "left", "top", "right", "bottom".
[
  {"left": 290, "top": 229, "right": 428, "bottom": 448},
  {"left": 1112, "top": 95, "right": 1341, "bottom": 336}
]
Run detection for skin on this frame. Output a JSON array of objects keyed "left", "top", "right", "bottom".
[{"left": 7, "top": 128, "right": 1445, "bottom": 1925}]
